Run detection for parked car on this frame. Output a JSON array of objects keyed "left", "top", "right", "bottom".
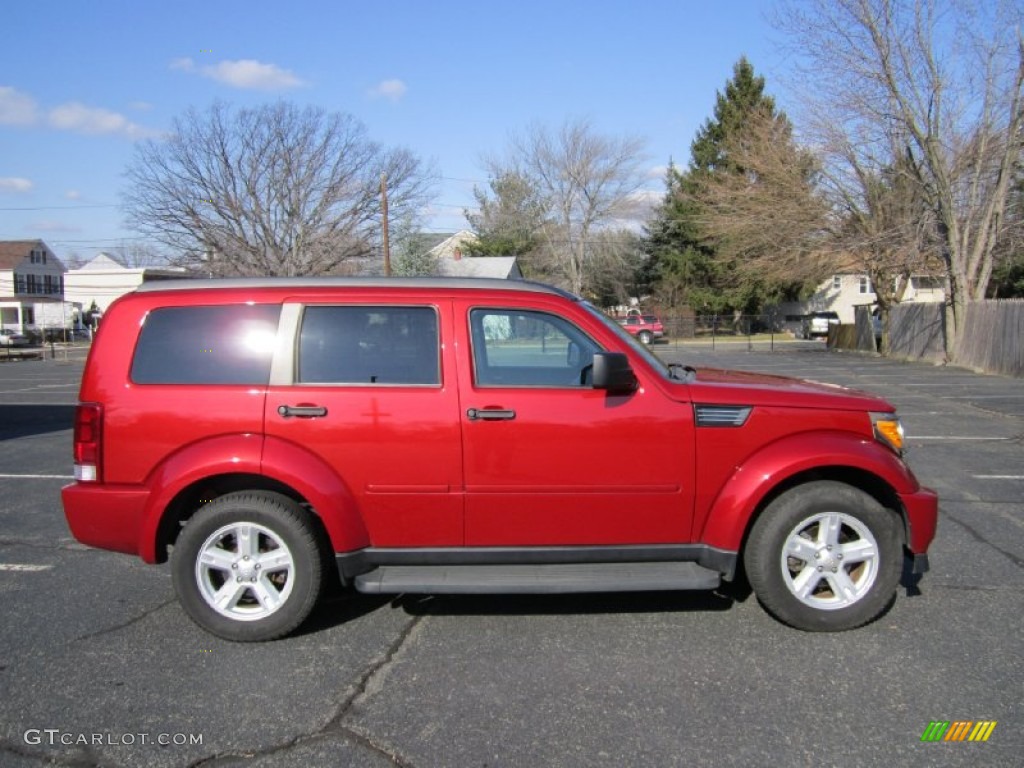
[
  {"left": 619, "top": 313, "right": 665, "bottom": 344},
  {"left": 62, "top": 278, "right": 936, "bottom": 641},
  {"left": 0, "top": 329, "right": 28, "bottom": 347},
  {"left": 802, "top": 311, "right": 840, "bottom": 339}
]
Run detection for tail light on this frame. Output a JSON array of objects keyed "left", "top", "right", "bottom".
[{"left": 73, "top": 403, "right": 103, "bottom": 482}]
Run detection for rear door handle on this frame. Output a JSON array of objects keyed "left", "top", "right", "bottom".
[
  {"left": 467, "top": 408, "right": 516, "bottom": 421},
  {"left": 278, "top": 405, "right": 328, "bottom": 418}
]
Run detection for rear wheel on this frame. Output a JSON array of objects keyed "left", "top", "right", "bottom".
[
  {"left": 638, "top": 330, "right": 653, "bottom": 345},
  {"left": 744, "top": 481, "right": 902, "bottom": 631},
  {"left": 171, "top": 491, "right": 327, "bottom": 641}
]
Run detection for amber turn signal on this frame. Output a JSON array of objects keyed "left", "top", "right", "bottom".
[{"left": 872, "top": 414, "right": 905, "bottom": 455}]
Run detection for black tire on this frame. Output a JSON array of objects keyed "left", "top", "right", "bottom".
[
  {"left": 744, "top": 481, "right": 902, "bottom": 632},
  {"left": 171, "top": 491, "right": 327, "bottom": 642},
  {"left": 638, "top": 330, "right": 653, "bottom": 345}
]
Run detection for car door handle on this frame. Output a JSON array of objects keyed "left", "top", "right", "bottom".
[
  {"left": 277, "top": 405, "right": 328, "bottom": 418},
  {"left": 467, "top": 408, "right": 516, "bottom": 421}
]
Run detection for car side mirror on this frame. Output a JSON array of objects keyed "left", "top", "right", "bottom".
[{"left": 591, "top": 352, "right": 637, "bottom": 393}]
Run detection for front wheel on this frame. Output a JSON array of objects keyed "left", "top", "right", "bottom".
[
  {"left": 171, "top": 491, "right": 327, "bottom": 641},
  {"left": 638, "top": 330, "right": 653, "bottom": 345},
  {"left": 744, "top": 481, "right": 902, "bottom": 631}
]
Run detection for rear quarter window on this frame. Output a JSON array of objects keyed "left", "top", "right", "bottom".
[{"left": 130, "top": 304, "right": 281, "bottom": 385}]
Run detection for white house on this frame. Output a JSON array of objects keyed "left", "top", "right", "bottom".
[
  {"left": 776, "top": 272, "right": 946, "bottom": 324},
  {"left": 428, "top": 230, "right": 522, "bottom": 279},
  {"left": 63, "top": 252, "right": 189, "bottom": 313},
  {"left": 0, "top": 239, "right": 71, "bottom": 331}
]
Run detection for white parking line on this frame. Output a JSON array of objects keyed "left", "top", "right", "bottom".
[
  {"left": 0, "top": 564, "right": 53, "bottom": 572},
  {"left": 972, "top": 475, "right": 1024, "bottom": 480},
  {"left": 0, "top": 387, "right": 77, "bottom": 394},
  {"left": 950, "top": 394, "right": 1024, "bottom": 399},
  {"left": 911, "top": 436, "right": 1011, "bottom": 441},
  {"left": 0, "top": 473, "right": 74, "bottom": 479}
]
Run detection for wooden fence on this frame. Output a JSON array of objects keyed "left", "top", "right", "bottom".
[
  {"left": 888, "top": 303, "right": 946, "bottom": 363},
  {"left": 868, "top": 300, "right": 1022, "bottom": 377},
  {"left": 956, "top": 300, "right": 1024, "bottom": 377}
]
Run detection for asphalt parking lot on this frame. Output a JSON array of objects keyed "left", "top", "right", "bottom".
[{"left": 0, "top": 345, "right": 1021, "bottom": 767}]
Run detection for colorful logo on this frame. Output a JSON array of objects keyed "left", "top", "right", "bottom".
[{"left": 921, "top": 721, "right": 997, "bottom": 742}]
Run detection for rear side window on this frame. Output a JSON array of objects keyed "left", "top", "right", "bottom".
[
  {"left": 298, "top": 306, "right": 439, "bottom": 385},
  {"left": 131, "top": 305, "right": 281, "bottom": 385}
]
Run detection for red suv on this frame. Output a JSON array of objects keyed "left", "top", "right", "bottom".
[{"left": 62, "top": 278, "right": 937, "bottom": 641}]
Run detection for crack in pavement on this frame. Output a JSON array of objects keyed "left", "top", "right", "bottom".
[
  {"left": 930, "top": 583, "right": 1024, "bottom": 592},
  {"left": 186, "top": 614, "right": 426, "bottom": 768},
  {"left": 941, "top": 509, "right": 1024, "bottom": 569},
  {"left": 0, "top": 736, "right": 128, "bottom": 768},
  {"left": 73, "top": 598, "right": 178, "bottom": 643}
]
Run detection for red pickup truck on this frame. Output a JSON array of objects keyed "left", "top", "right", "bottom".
[{"left": 619, "top": 313, "right": 665, "bottom": 344}]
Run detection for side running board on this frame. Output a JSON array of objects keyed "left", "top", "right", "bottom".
[{"left": 354, "top": 562, "right": 721, "bottom": 595}]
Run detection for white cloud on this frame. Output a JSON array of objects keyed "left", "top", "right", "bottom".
[
  {"left": 129, "top": 100, "right": 154, "bottom": 111},
  {"left": 0, "top": 86, "right": 38, "bottom": 125},
  {"left": 0, "top": 177, "right": 33, "bottom": 193},
  {"left": 368, "top": 79, "right": 408, "bottom": 102},
  {"left": 172, "top": 57, "right": 305, "bottom": 90},
  {"left": 48, "top": 102, "right": 158, "bottom": 139},
  {"left": 205, "top": 59, "right": 305, "bottom": 90},
  {"left": 65, "top": 189, "right": 82, "bottom": 200},
  {"left": 647, "top": 164, "right": 670, "bottom": 180}
]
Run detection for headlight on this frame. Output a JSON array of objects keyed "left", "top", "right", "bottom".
[{"left": 871, "top": 412, "right": 905, "bottom": 455}]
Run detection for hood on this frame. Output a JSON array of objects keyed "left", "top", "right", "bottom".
[{"left": 681, "top": 367, "right": 893, "bottom": 412}]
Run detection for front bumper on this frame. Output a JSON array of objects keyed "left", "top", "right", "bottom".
[{"left": 900, "top": 486, "right": 939, "bottom": 554}]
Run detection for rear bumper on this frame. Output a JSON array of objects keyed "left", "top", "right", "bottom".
[
  {"left": 62, "top": 483, "right": 149, "bottom": 559},
  {"left": 901, "top": 486, "right": 939, "bottom": 554}
]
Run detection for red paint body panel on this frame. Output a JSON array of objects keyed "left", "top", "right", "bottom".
[
  {"left": 259, "top": 436, "right": 371, "bottom": 552},
  {"left": 61, "top": 483, "right": 148, "bottom": 556},
  {"left": 901, "top": 488, "right": 940, "bottom": 553},
  {"left": 698, "top": 430, "right": 930, "bottom": 551},
  {"left": 136, "top": 435, "right": 265, "bottom": 562},
  {"left": 452, "top": 295, "right": 694, "bottom": 546},
  {"left": 263, "top": 387, "right": 464, "bottom": 547}
]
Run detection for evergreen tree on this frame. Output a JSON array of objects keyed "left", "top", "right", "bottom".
[
  {"left": 644, "top": 57, "right": 784, "bottom": 313},
  {"left": 464, "top": 172, "right": 547, "bottom": 258}
]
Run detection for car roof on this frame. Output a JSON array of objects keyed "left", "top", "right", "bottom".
[{"left": 134, "top": 276, "right": 576, "bottom": 299}]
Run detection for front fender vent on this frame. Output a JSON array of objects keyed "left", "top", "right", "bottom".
[{"left": 694, "top": 405, "right": 752, "bottom": 427}]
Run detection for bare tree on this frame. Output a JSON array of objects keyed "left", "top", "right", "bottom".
[
  {"left": 108, "top": 241, "right": 170, "bottom": 268},
  {"left": 825, "top": 142, "right": 941, "bottom": 352},
  {"left": 123, "top": 101, "right": 435, "bottom": 277},
  {"left": 491, "top": 119, "right": 648, "bottom": 295},
  {"left": 776, "top": 0, "right": 1024, "bottom": 359},
  {"left": 688, "top": 107, "right": 832, "bottom": 286},
  {"left": 584, "top": 229, "right": 647, "bottom": 307}
]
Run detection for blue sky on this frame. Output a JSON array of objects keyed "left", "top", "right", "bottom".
[{"left": 1, "top": 0, "right": 781, "bottom": 260}]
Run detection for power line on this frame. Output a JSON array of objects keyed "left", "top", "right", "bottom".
[{"left": 0, "top": 204, "right": 119, "bottom": 211}]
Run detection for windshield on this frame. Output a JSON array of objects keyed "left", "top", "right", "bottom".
[{"left": 580, "top": 302, "right": 678, "bottom": 379}]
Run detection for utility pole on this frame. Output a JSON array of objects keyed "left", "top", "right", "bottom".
[{"left": 380, "top": 172, "right": 391, "bottom": 276}]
